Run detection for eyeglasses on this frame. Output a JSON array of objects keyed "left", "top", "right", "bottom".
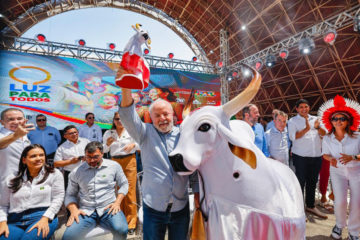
[
  {"left": 85, "top": 155, "right": 102, "bottom": 160},
  {"left": 114, "top": 118, "right": 121, "bottom": 121},
  {"left": 331, "top": 117, "right": 348, "bottom": 122},
  {"left": 36, "top": 119, "right": 46, "bottom": 122},
  {"left": 87, "top": 117, "right": 94, "bottom": 119}
]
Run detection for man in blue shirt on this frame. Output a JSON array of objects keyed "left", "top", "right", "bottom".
[
  {"left": 28, "top": 114, "right": 61, "bottom": 161},
  {"left": 119, "top": 88, "right": 199, "bottom": 240},
  {"left": 243, "top": 104, "right": 270, "bottom": 157}
]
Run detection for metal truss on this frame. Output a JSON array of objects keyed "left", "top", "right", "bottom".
[
  {"left": 219, "top": 29, "right": 229, "bottom": 104},
  {"left": 0, "top": 35, "right": 215, "bottom": 74},
  {"left": 229, "top": 5, "right": 360, "bottom": 71},
  {"left": 0, "top": 0, "right": 210, "bottom": 65}
]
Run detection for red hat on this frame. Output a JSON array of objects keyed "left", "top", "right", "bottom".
[{"left": 318, "top": 95, "right": 360, "bottom": 132}]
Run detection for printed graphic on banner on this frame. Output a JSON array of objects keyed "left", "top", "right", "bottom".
[{"left": 0, "top": 50, "right": 220, "bottom": 129}]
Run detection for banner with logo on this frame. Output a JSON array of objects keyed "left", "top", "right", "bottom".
[{"left": 0, "top": 50, "right": 220, "bottom": 129}]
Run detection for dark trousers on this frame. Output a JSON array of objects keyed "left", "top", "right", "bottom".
[
  {"left": 292, "top": 153, "right": 322, "bottom": 208},
  {"left": 64, "top": 170, "right": 71, "bottom": 191},
  {"left": 143, "top": 202, "right": 190, "bottom": 240}
]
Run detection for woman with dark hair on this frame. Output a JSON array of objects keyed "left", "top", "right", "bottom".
[
  {"left": 318, "top": 95, "right": 360, "bottom": 240},
  {"left": 103, "top": 112, "right": 138, "bottom": 235},
  {"left": 0, "top": 144, "right": 64, "bottom": 240}
]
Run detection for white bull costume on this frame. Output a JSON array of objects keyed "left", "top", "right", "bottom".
[{"left": 169, "top": 67, "right": 306, "bottom": 240}]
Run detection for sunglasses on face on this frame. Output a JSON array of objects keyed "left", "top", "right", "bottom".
[
  {"left": 114, "top": 118, "right": 121, "bottom": 121},
  {"left": 36, "top": 119, "right": 46, "bottom": 122},
  {"left": 87, "top": 117, "right": 94, "bottom": 119},
  {"left": 331, "top": 117, "right": 348, "bottom": 122}
]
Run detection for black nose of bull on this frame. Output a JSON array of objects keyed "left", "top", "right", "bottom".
[{"left": 169, "top": 154, "right": 191, "bottom": 172}]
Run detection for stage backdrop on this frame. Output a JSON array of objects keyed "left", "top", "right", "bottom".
[{"left": 0, "top": 50, "right": 220, "bottom": 129}]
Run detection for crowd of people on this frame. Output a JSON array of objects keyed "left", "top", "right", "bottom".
[{"left": 0, "top": 93, "right": 359, "bottom": 240}]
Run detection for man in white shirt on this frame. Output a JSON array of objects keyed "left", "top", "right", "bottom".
[
  {"left": 78, "top": 112, "right": 103, "bottom": 142},
  {"left": 288, "top": 99, "right": 327, "bottom": 219},
  {"left": 54, "top": 125, "right": 90, "bottom": 189},
  {"left": 265, "top": 111, "right": 291, "bottom": 165},
  {"left": 62, "top": 141, "right": 128, "bottom": 240},
  {"left": 0, "top": 108, "right": 33, "bottom": 188}
]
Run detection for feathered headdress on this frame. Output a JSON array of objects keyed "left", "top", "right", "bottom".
[{"left": 318, "top": 95, "right": 360, "bottom": 132}]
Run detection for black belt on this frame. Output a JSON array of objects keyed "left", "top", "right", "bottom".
[
  {"left": 166, "top": 203, "right": 173, "bottom": 213},
  {"left": 112, "top": 153, "right": 134, "bottom": 159}
]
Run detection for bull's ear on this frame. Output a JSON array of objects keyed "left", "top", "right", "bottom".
[{"left": 228, "top": 142, "right": 257, "bottom": 169}]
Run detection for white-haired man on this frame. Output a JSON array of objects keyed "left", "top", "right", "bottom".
[{"left": 118, "top": 88, "right": 199, "bottom": 240}]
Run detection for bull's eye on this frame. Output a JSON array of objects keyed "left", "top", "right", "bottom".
[{"left": 198, "top": 123, "right": 211, "bottom": 132}]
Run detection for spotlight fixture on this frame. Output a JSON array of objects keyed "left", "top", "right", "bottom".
[
  {"left": 227, "top": 74, "right": 233, "bottom": 81},
  {"left": 36, "top": 34, "right": 46, "bottom": 42},
  {"left": 192, "top": 56, "right": 198, "bottom": 62},
  {"left": 298, "top": 38, "right": 315, "bottom": 55},
  {"left": 108, "top": 43, "right": 116, "bottom": 50},
  {"left": 217, "top": 61, "right": 224, "bottom": 68},
  {"left": 265, "top": 55, "right": 277, "bottom": 68},
  {"left": 354, "top": 15, "right": 360, "bottom": 32},
  {"left": 144, "top": 48, "right": 150, "bottom": 55},
  {"left": 255, "top": 60, "right": 262, "bottom": 71},
  {"left": 168, "top": 53, "right": 174, "bottom": 59},
  {"left": 78, "top": 39, "right": 86, "bottom": 47},
  {"left": 242, "top": 68, "right": 251, "bottom": 77},
  {"left": 279, "top": 49, "right": 289, "bottom": 59},
  {"left": 241, "top": 25, "right": 246, "bottom": 31},
  {"left": 323, "top": 29, "right": 337, "bottom": 45},
  {"left": 232, "top": 71, "right": 238, "bottom": 78}
]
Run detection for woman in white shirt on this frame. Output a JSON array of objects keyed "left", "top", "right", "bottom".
[
  {"left": 319, "top": 95, "right": 360, "bottom": 240},
  {"left": 103, "top": 112, "right": 138, "bottom": 235},
  {"left": 0, "top": 144, "right": 64, "bottom": 240}
]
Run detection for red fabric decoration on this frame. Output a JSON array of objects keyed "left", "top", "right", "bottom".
[
  {"left": 115, "top": 52, "right": 150, "bottom": 90},
  {"left": 320, "top": 95, "right": 360, "bottom": 132}
]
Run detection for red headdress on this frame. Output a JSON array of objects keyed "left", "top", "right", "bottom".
[{"left": 318, "top": 95, "right": 360, "bottom": 132}]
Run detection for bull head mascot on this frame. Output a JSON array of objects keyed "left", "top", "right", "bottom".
[{"left": 169, "top": 66, "right": 306, "bottom": 240}]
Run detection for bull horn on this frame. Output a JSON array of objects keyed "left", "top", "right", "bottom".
[
  {"left": 222, "top": 66, "right": 262, "bottom": 118},
  {"left": 182, "top": 88, "right": 195, "bottom": 119}
]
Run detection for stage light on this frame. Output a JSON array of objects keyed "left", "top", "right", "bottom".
[
  {"left": 227, "top": 74, "right": 233, "bottom": 81},
  {"left": 255, "top": 60, "right": 262, "bottom": 70},
  {"left": 78, "top": 39, "right": 86, "bottom": 47},
  {"left": 108, "top": 43, "right": 116, "bottom": 50},
  {"left": 299, "top": 38, "right": 315, "bottom": 55},
  {"left": 209, "top": 50, "right": 214, "bottom": 54},
  {"left": 36, "top": 34, "right": 46, "bottom": 42},
  {"left": 217, "top": 61, "right": 224, "bottom": 68},
  {"left": 144, "top": 48, "right": 150, "bottom": 55},
  {"left": 354, "top": 15, "right": 360, "bottom": 32},
  {"left": 168, "top": 53, "right": 174, "bottom": 59},
  {"left": 265, "top": 55, "right": 277, "bottom": 68},
  {"left": 232, "top": 71, "right": 238, "bottom": 78},
  {"left": 323, "top": 29, "right": 337, "bottom": 45},
  {"left": 243, "top": 69, "right": 251, "bottom": 77},
  {"left": 279, "top": 49, "right": 289, "bottom": 59},
  {"left": 192, "top": 56, "right": 198, "bottom": 62},
  {"left": 241, "top": 25, "right": 246, "bottom": 31}
]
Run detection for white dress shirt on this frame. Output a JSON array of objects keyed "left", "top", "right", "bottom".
[
  {"left": 0, "top": 168, "right": 64, "bottom": 222},
  {"left": 103, "top": 129, "right": 139, "bottom": 157},
  {"left": 78, "top": 124, "right": 103, "bottom": 142},
  {"left": 54, "top": 137, "right": 90, "bottom": 172},
  {"left": 322, "top": 133, "right": 360, "bottom": 169},
  {"left": 265, "top": 127, "right": 291, "bottom": 165},
  {"left": 0, "top": 127, "right": 31, "bottom": 187},
  {"left": 65, "top": 159, "right": 128, "bottom": 217},
  {"left": 288, "top": 114, "right": 322, "bottom": 157}
]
